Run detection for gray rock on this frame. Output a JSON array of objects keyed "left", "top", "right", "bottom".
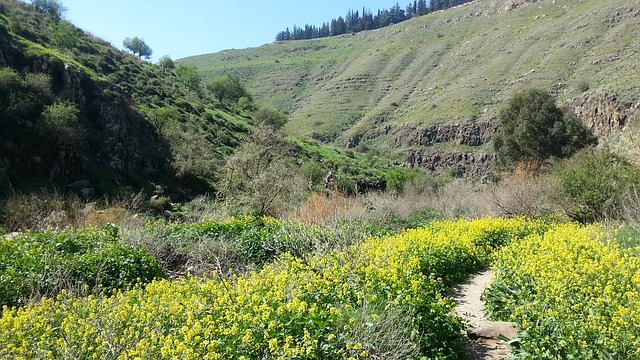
[
  {"left": 68, "top": 179, "right": 90, "bottom": 191},
  {"left": 469, "top": 321, "right": 518, "bottom": 340}
]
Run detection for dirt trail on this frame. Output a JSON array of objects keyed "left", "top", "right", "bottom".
[{"left": 451, "top": 269, "right": 517, "bottom": 360}]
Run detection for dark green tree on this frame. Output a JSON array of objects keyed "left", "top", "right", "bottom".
[
  {"left": 493, "top": 89, "right": 597, "bottom": 167},
  {"left": 123, "top": 37, "right": 153, "bottom": 59},
  {"left": 417, "top": 0, "right": 428, "bottom": 15}
]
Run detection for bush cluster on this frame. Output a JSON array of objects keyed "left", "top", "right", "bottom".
[
  {"left": 484, "top": 224, "right": 640, "bottom": 358},
  {"left": 0, "top": 217, "right": 542, "bottom": 359},
  {"left": 126, "top": 214, "right": 319, "bottom": 274},
  {"left": 0, "top": 224, "right": 165, "bottom": 307}
]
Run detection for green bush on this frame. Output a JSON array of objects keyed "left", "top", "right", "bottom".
[
  {"left": 126, "top": 214, "right": 318, "bottom": 274},
  {"left": 0, "top": 224, "right": 165, "bottom": 307},
  {"left": 494, "top": 88, "right": 596, "bottom": 167},
  {"left": 554, "top": 147, "right": 640, "bottom": 222}
]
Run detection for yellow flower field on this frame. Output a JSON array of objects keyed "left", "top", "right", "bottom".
[
  {"left": 485, "top": 223, "right": 640, "bottom": 359},
  {"left": 0, "top": 217, "right": 543, "bottom": 359}
]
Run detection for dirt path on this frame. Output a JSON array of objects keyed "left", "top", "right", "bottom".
[{"left": 451, "top": 269, "right": 517, "bottom": 360}]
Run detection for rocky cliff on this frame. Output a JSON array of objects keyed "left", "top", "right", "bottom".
[{"left": 567, "top": 92, "right": 640, "bottom": 138}]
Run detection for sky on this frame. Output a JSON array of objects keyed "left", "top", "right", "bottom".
[{"left": 58, "top": 0, "right": 400, "bottom": 62}]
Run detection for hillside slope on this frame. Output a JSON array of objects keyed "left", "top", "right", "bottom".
[
  {"left": 0, "top": 0, "right": 249, "bottom": 197},
  {"left": 183, "top": 0, "right": 640, "bottom": 177}
]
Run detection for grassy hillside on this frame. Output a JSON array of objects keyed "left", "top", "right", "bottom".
[
  {"left": 182, "top": 0, "right": 640, "bottom": 168},
  {"left": 0, "top": 0, "right": 251, "bottom": 197}
]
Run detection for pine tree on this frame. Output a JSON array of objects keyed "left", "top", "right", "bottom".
[{"left": 417, "top": 0, "right": 428, "bottom": 15}]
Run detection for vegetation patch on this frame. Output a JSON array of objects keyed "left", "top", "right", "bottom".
[
  {"left": 0, "top": 224, "right": 165, "bottom": 308},
  {"left": 484, "top": 223, "right": 640, "bottom": 359},
  {"left": 0, "top": 217, "right": 543, "bottom": 359}
]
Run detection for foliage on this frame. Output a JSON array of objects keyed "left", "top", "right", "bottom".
[
  {"left": 484, "top": 223, "right": 640, "bottom": 359},
  {"left": 31, "top": 0, "right": 65, "bottom": 21},
  {"left": 122, "top": 36, "right": 153, "bottom": 59},
  {"left": 219, "top": 126, "right": 304, "bottom": 216},
  {"left": 206, "top": 74, "right": 250, "bottom": 105},
  {"left": 36, "top": 101, "right": 83, "bottom": 150},
  {"left": 494, "top": 89, "right": 597, "bottom": 167},
  {"left": 126, "top": 215, "right": 321, "bottom": 274},
  {"left": 0, "top": 67, "right": 53, "bottom": 123},
  {"left": 0, "top": 224, "right": 165, "bottom": 307},
  {"left": 251, "top": 105, "right": 286, "bottom": 129},
  {"left": 1, "top": 191, "right": 85, "bottom": 231},
  {"left": 0, "top": 217, "right": 542, "bottom": 359},
  {"left": 384, "top": 167, "right": 418, "bottom": 193},
  {"left": 157, "top": 55, "right": 175, "bottom": 70},
  {"left": 174, "top": 64, "right": 201, "bottom": 91},
  {"left": 51, "top": 20, "right": 79, "bottom": 49},
  {"left": 553, "top": 147, "right": 640, "bottom": 222}
]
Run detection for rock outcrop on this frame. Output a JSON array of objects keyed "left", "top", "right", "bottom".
[
  {"left": 393, "top": 121, "right": 500, "bottom": 148},
  {"left": 567, "top": 92, "right": 640, "bottom": 137},
  {"left": 407, "top": 150, "right": 496, "bottom": 179},
  {"left": 7, "top": 54, "right": 170, "bottom": 188}
]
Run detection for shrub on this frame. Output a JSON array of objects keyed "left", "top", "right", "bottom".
[
  {"left": 124, "top": 215, "right": 319, "bottom": 275},
  {"left": 157, "top": 55, "right": 175, "bottom": 70},
  {"left": 37, "top": 101, "right": 83, "bottom": 150},
  {"left": 219, "top": 126, "right": 304, "bottom": 216},
  {"left": 52, "top": 20, "right": 79, "bottom": 49},
  {"left": 2, "top": 191, "right": 85, "bottom": 231},
  {"left": 0, "top": 224, "right": 165, "bottom": 307},
  {"left": 490, "top": 168, "right": 560, "bottom": 218},
  {"left": 554, "top": 147, "right": 640, "bottom": 222}
]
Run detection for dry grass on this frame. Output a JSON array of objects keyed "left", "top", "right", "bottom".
[
  {"left": 293, "top": 191, "right": 364, "bottom": 226},
  {"left": 292, "top": 178, "right": 497, "bottom": 229},
  {"left": 2, "top": 190, "right": 149, "bottom": 232},
  {"left": 489, "top": 169, "right": 560, "bottom": 218}
]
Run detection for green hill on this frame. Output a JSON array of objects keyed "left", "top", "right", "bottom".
[
  {"left": 182, "top": 0, "right": 640, "bottom": 176},
  {"left": 0, "top": 0, "right": 405, "bottom": 208},
  {"left": 0, "top": 0, "right": 249, "bottom": 197}
]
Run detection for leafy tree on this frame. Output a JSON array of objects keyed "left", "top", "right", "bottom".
[
  {"left": 174, "top": 64, "right": 201, "bottom": 91},
  {"left": 123, "top": 37, "right": 153, "bottom": 59},
  {"left": 493, "top": 89, "right": 596, "bottom": 167},
  {"left": 0, "top": 68, "right": 53, "bottom": 124},
  {"left": 251, "top": 106, "right": 286, "bottom": 129},
  {"left": 36, "top": 101, "right": 82, "bottom": 150},
  {"left": 31, "top": 0, "right": 66, "bottom": 21},
  {"left": 219, "top": 126, "right": 303, "bottom": 216},
  {"left": 206, "top": 74, "right": 250, "bottom": 105},
  {"left": 157, "top": 55, "right": 175, "bottom": 71},
  {"left": 52, "top": 20, "right": 79, "bottom": 49}
]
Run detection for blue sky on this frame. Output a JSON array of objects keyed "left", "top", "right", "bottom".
[{"left": 59, "top": 0, "right": 400, "bottom": 62}]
